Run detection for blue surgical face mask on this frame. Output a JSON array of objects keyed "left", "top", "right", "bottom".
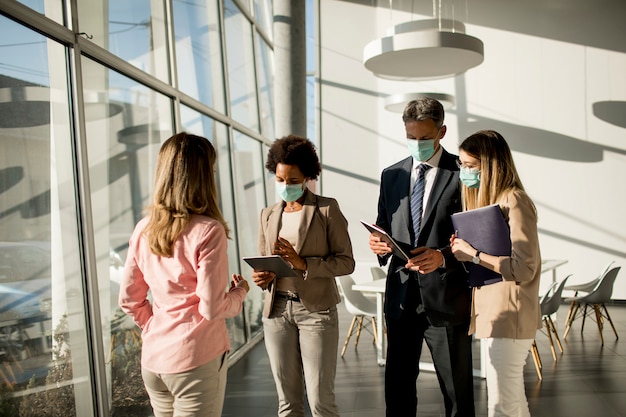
[
  {"left": 407, "top": 138, "right": 436, "bottom": 162},
  {"left": 276, "top": 181, "right": 306, "bottom": 202},
  {"left": 459, "top": 166, "right": 481, "bottom": 188}
]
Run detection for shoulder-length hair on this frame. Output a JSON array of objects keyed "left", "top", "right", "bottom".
[
  {"left": 459, "top": 130, "right": 536, "bottom": 214},
  {"left": 143, "top": 132, "right": 230, "bottom": 257}
]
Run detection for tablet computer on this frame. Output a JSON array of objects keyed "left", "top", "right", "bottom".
[
  {"left": 360, "top": 220, "right": 410, "bottom": 261},
  {"left": 242, "top": 255, "right": 299, "bottom": 277}
]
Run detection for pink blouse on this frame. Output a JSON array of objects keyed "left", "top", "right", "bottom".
[{"left": 119, "top": 215, "right": 246, "bottom": 374}]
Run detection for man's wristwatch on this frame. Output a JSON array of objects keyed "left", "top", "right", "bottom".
[{"left": 472, "top": 250, "right": 481, "bottom": 264}]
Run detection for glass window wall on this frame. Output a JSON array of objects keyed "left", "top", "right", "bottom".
[
  {"left": 0, "top": 16, "right": 95, "bottom": 415},
  {"left": 256, "top": 36, "right": 275, "bottom": 140},
  {"left": 254, "top": 0, "right": 273, "bottom": 40},
  {"left": 224, "top": 0, "right": 260, "bottom": 131},
  {"left": 77, "top": 0, "right": 170, "bottom": 83},
  {"left": 232, "top": 131, "right": 267, "bottom": 336},
  {"left": 81, "top": 56, "right": 173, "bottom": 415},
  {"left": 173, "top": 0, "right": 226, "bottom": 113},
  {"left": 0, "top": 0, "right": 276, "bottom": 413},
  {"left": 16, "top": 0, "right": 64, "bottom": 25}
]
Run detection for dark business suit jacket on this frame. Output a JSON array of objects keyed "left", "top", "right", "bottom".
[
  {"left": 258, "top": 189, "right": 355, "bottom": 317},
  {"left": 376, "top": 149, "right": 470, "bottom": 326}
]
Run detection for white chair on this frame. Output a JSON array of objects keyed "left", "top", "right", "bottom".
[
  {"left": 335, "top": 275, "right": 379, "bottom": 357},
  {"left": 370, "top": 266, "right": 386, "bottom": 281},
  {"left": 530, "top": 275, "right": 571, "bottom": 381},
  {"left": 538, "top": 275, "right": 571, "bottom": 361},
  {"left": 563, "top": 266, "right": 621, "bottom": 344},
  {"left": 563, "top": 261, "right": 613, "bottom": 324}
]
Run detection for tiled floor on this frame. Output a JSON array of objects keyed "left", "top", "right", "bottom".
[{"left": 223, "top": 302, "right": 626, "bottom": 416}]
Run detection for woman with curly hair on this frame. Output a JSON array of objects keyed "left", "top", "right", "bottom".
[
  {"left": 119, "top": 132, "right": 249, "bottom": 417},
  {"left": 252, "top": 134, "right": 355, "bottom": 417}
]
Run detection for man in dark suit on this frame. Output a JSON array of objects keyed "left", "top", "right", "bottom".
[{"left": 369, "top": 97, "right": 474, "bottom": 417}]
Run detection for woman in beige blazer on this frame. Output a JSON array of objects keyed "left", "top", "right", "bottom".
[
  {"left": 450, "top": 130, "right": 541, "bottom": 417},
  {"left": 252, "top": 135, "right": 355, "bottom": 417}
]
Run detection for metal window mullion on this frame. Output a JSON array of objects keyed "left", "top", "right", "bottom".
[{"left": 66, "top": 0, "right": 109, "bottom": 415}]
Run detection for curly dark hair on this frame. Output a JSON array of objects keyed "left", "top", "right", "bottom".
[{"left": 265, "top": 135, "right": 321, "bottom": 180}]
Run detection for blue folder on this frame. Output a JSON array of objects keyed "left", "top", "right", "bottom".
[{"left": 451, "top": 204, "right": 512, "bottom": 287}]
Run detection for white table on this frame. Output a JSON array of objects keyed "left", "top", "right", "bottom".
[
  {"left": 352, "top": 259, "right": 569, "bottom": 373},
  {"left": 352, "top": 279, "right": 387, "bottom": 365},
  {"left": 541, "top": 259, "right": 568, "bottom": 284}
]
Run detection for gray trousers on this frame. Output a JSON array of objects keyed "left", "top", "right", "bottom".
[
  {"left": 263, "top": 297, "right": 340, "bottom": 417},
  {"left": 141, "top": 352, "right": 228, "bottom": 417}
]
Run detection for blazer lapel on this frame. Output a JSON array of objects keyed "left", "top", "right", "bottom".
[
  {"left": 296, "top": 190, "right": 316, "bottom": 253},
  {"left": 266, "top": 203, "right": 283, "bottom": 250},
  {"left": 422, "top": 150, "right": 455, "bottom": 232},
  {"left": 393, "top": 157, "right": 414, "bottom": 245}
]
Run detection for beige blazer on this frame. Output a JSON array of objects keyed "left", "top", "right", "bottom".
[
  {"left": 258, "top": 189, "right": 355, "bottom": 317},
  {"left": 470, "top": 190, "right": 542, "bottom": 340}
]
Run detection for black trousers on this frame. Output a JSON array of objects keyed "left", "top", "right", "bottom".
[{"left": 385, "top": 309, "right": 475, "bottom": 417}]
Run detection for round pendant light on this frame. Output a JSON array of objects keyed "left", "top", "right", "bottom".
[
  {"left": 384, "top": 92, "right": 455, "bottom": 113},
  {"left": 363, "top": 19, "right": 484, "bottom": 80}
]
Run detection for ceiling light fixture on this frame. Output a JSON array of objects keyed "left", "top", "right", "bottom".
[
  {"left": 363, "top": 2, "right": 484, "bottom": 80},
  {"left": 384, "top": 92, "right": 455, "bottom": 112}
]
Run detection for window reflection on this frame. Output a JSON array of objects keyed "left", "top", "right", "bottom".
[
  {"left": 256, "top": 36, "right": 275, "bottom": 140},
  {"left": 16, "top": 0, "right": 64, "bottom": 25},
  {"left": 82, "top": 57, "right": 173, "bottom": 416},
  {"left": 232, "top": 131, "right": 267, "bottom": 336},
  {"left": 77, "top": 0, "right": 170, "bottom": 82},
  {"left": 224, "top": 0, "right": 260, "bottom": 131},
  {"left": 173, "top": 0, "right": 226, "bottom": 112},
  {"left": 254, "top": 0, "right": 274, "bottom": 40},
  {"left": 1, "top": 0, "right": 278, "bottom": 412},
  {"left": 0, "top": 16, "right": 93, "bottom": 415}
]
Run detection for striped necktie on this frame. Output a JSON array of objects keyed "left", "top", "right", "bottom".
[{"left": 411, "top": 163, "right": 431, "bottom": 246}]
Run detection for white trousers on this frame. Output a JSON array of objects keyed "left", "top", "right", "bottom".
[{"left": 484, "top": 338, "right": 533, "bottom": 417}]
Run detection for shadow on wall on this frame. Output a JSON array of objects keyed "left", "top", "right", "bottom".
[
  {"left": 593, "top": 101, "right": 626, "bottom": 129},
  {"left": 459, "top": 115, "right": 625, "bottom": 163}
]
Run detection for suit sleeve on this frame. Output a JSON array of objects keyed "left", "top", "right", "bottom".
[
  {"left": 375, "top": 170, "right": 392, "bottom": 266},
  {"left": 304, "top": 199, "right": 355, "bottom": 279}
]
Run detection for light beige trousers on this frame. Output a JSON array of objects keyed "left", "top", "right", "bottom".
[
  {"left": 142, "top": 352, "right": 228, "bottom": 417},
  {"left": 263, "top": 297, "right": 340, "bottom": 417}
]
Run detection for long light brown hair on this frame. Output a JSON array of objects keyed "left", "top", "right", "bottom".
[
  {"left": 143, "top": 132, "right": 230, "bottom": 257},
  {"left": 459, "top": 130, "right": 536, "bottom": 214}
]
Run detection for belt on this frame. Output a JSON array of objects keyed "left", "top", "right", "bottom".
[{"left": 275, "top": 291, "right": 300, "bottom": 302}]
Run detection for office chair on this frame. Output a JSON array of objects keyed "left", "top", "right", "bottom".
[
  {"left": 336, "top": 275, "right": 378, "bottom": 357},
  {"left": 370, "top": 266, "right": 387, "bottom": 281},
  {"left": 563, "top": 266, "right": 621, "bottom": 345},
  {"left": 537, "top": 275, "right": 571, "bottom": 361},
  {"left": 530, "top": 340, "right": 542, "bottom": 381},
  {"left": 563, "top": 261, "right": 613, "bottom": 325}
]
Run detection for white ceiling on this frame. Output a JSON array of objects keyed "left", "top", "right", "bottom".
[{"left": 341, "top": 0, "right": 626, "bottom": 54}]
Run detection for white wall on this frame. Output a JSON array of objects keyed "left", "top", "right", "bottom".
[{"left": 317, "top": 0, "right": 626, "bottom": 299}]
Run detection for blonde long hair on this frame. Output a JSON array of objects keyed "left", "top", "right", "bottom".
[
  {"left": 143, "top": 132, "right": 230, "bottom": 257},
  {"left": 459, "top": 130, "right": 536, "bottom": 214}
]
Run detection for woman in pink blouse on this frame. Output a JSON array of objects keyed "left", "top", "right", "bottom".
[{"left": 119, "top": 132, "right": 249, "bottom": 417}]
